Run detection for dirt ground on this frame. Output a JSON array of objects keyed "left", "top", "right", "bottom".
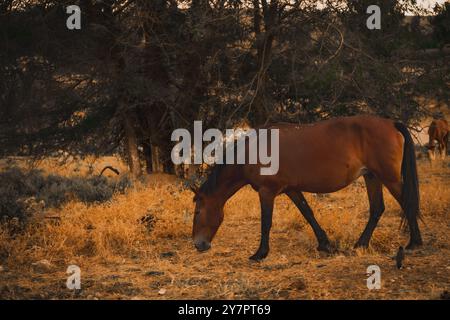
[{"left": 0, "top": 157, "right": 449, "bottom": 300}]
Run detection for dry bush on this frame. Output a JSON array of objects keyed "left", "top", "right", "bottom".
[{"left": 0, "top": 167, "right": 132, "bottom": 221}]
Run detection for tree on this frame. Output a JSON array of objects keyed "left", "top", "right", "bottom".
[{"left": 1, "top": 0, "right": 445, "bottom": 178}]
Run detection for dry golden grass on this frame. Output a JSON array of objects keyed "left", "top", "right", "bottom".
[{"left": 0, "top": 158, "right": 449, "bottom": 300}]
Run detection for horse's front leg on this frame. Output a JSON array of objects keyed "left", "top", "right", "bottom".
[
  {"left": 285, "top": 190, "right": 332, "bottom": 253},
  {"left": 249, "top": 188, "right": 275, "bottom": 261},
  {"left": 440, "top": 139, "right": 447, "bottom": 160}
]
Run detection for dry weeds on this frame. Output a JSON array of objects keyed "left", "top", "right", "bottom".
[{"left": 0, "top": 158, "right": 448, "bottom": 299}]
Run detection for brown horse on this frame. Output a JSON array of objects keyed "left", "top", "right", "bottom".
[
  {"left": 427, "top": 119, "right": 448, "bottom": 160},
  {"left": 190, "top": 115, "right": 422, "bottom": 261}
]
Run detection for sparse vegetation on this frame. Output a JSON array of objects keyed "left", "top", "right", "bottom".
[
  {"left": 0, "top": 156, "right": 448, "bottom": 299},
  {"left": 0, "top": 0, "right": 448, "bottom": 301},
  {"left": 0, "top": 167, "right": 132, "bottom": 221}
]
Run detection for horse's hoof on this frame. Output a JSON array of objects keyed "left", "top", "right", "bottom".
[
  {"left": 354, "top": 237, "right": 369, "bottom": 249},
  {"left": 317, "top": 243, "right": 334, "bottom": 253},
  {"left": 405, "top": 241, "right": 422, "bottom": 251},
  {"left": 249, "top": 252, "right": 268, "bottom": 261},
  {"left": 353, "top": 242, "right": 369, "bottom": 249}
]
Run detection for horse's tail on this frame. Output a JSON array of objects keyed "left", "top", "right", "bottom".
[{"left": 394, "top": 122, "right": 423, "bottom": 247}]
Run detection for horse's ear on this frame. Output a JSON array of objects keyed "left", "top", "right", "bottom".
[
  {"left": 190, "top": 185, "right": 202, "bottom": 203},
  {"left": 189, "top": 185, "right": 199, "bottom": 195}
]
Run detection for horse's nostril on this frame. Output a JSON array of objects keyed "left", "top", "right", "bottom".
[{"left": 194, "top": 240, "right": 211, "bottom": 252}]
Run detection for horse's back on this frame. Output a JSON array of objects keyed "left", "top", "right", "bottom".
[
  {"left": 274, "top": 115, "right": 401, "bottom": 155},
  {"left": 253, "top": 116, "right": 403, "bottom": 193},
  {"left": 268, "top": 115, "right": 397, "bottom": 137},
  {"left": 428, "top": 119, "right": 449, "bottom": 140}
]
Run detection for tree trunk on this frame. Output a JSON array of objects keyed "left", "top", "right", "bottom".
[
  {"left": 123, "top": 113, "right": 142, "bottom": 179},
  {"left": 143, "top": 143, "right": 153, "bottom": 174},
  {"left": 160, "top": 142, "right": 175, "bottom": 174},
  {"left": 152, "top": 144, "right": 162, "bottom": 172},
  {"left": 252, "top": 0, "right": 278, "bottom": 126}
]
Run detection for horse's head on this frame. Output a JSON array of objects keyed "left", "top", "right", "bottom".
[{"left": 191, "top": 187, "right": 224, "bottom": 252}]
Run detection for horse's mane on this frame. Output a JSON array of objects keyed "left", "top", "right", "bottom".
[
  {"left": 199, "top": 164, "right": 226, "bottom": 195},
  {"left": 196, "top": 126, "right": 267, "bottom": 196}
]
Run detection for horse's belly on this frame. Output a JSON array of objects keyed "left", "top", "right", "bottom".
[
  {"left": 286, "top": 161, "right": 366, "bottom": 194},
  {"left": 270, "top": 121, "right": 376, "bottom": 193}
]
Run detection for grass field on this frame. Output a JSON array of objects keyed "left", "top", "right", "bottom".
[{"left": 0, "top": 156, "right": 448, "bottom": 300}]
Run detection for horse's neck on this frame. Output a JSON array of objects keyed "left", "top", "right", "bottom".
[{"left": 213, "top": 165, "right": 246, "bottom": 207}]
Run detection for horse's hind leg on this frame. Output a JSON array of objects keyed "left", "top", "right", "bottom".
[
  {"left": 440, "top": 136, "right": 448, "bottom": 160},
  {"left": 382, "top": 180, "right": 422, "bottom": 250},
  {"left": 438, "top": 141, "right": 444, "bottom": 160},
  {"left": 354, "top": 173, "right": 385, "bottom": 248},
  {"left": 285, "top": 190, "right": 332, "bottom": 253},
  {"left": 249, "top": 188, "right": 276, "bottom": 261}
]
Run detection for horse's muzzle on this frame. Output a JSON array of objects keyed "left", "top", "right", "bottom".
[{"left": 194, "top": 240, "right": 211, "bottom": 252}]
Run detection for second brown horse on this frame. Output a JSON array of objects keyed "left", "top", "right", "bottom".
[
  {"left": 191, "top": 115, "right": 423, "bottom": 261},
  {"left": 427, "top": 118, "right": 448, "bottom": 160}
]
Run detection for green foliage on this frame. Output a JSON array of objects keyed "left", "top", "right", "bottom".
[{"left": 431, "top": 2, "right": 450, "bottom": 48}]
